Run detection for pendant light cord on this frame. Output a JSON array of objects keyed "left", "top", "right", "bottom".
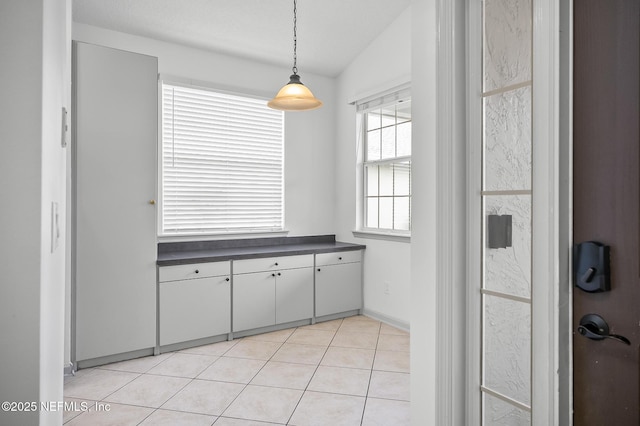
[{"left": 292, "top": 0, "right": 298, "bottom": 75}]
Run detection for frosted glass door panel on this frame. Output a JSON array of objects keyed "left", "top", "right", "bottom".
[
  {"left": 483, "top": 87, "right": 532, "bottom": 192},
  {"left": 483, "top": 0, "right": 532, "bottom": 92},
  {"left": 483, "top": 294, "right": 531, "bottom": 405},
  {"left": 483, "top": 393, "right": 531, "bottom": 426}
]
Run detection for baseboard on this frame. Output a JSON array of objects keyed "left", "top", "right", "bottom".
[
  {"left": 362, "top": 308, "right": 410, "bottom": 332},
  {"left": 63, "top": 362, "right": 75, "bottom": 376}
]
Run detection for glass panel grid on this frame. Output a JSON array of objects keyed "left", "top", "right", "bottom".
[
  {"left": 362, "top": 98, "right": 411, "bottom": 233},
  {"left": 480, "top": 0, "right": 533, "bottom": 423}
]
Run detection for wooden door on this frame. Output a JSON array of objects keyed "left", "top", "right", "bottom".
[
  {"left": 573, "top": 0, "right": 640, "bottom": 424},
  {"left": 74, "top": 43, "right": 158, "bottom": 363}
]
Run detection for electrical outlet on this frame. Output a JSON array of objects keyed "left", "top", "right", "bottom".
[{"left": 383, "top": 281, "right": 391, "bottom": 295}]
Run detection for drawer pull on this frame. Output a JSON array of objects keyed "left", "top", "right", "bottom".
[
  {"left": 225, "top": 277, "right": 230, "bottom": 282},
  {"left": 317, "top": 268, "right": 321, "bottom": 272},
  {"left": 338, "top": 256, "right": 343, "bottom": 260},
  {"left": 275, "top": 262, "right": 279, "bottom": 266},
  {"left": 272, "top": 273, "right": 276, "bottom": 277},
  {"left": 277, "top": 272, "right": 281, "bottom": 276},
  {"left": 195, "top": 269, "right": 199, "bottom": 274}
]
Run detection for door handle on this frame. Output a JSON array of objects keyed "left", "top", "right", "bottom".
[{"left": 577, "top": 314, "right": 630, "bottom": 346}]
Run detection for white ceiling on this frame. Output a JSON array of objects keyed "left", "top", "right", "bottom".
[{"left": 72, "top": 0, "right": 411, "bottom": 77}]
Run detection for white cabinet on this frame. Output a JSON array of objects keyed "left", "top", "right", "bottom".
[
  {"left": 74, "top": 43, "right": 158, "bottom": 363},
  {"left": 315, "top": 251, "right": 363, "bottom": 317},
  {"left": 159, "top": 262, "right": 231, "bottom": 346},
  {"left": 233, "top": 255, "right": 313, "bottom": 332}
]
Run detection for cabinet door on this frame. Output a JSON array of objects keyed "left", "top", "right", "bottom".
[
  {"left": 74, "top": 43, "right": 158, "bottom": 361},
  {"left": 160, "top": 276, "right": 230, "bottom": 346},
  {"left": 233, "top": 272, "right": 276, "bottom": 332},
  {"left": 315, "top": 262, "right": 362, "bottom": 317},
  {"left": 275, "top": 267, "right": 313, "bottom": 324}
]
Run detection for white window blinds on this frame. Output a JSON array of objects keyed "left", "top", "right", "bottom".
[{"left": 161, "top": 83, "right": 284, "bottom": 235}]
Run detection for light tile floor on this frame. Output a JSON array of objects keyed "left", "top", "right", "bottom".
[{"left": 64, "top": 315, "right": 410, "bottom": 425}]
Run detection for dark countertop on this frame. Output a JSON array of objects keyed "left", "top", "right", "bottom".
[{"left": 157, "top": 235, "right": 366, "bottom": 266}]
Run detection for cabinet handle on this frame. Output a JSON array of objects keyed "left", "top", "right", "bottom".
[
  {"left": 275, "top": 262, "right": 279, "bottom": 266},
  {"left": 195, "top": 269, "right": 199, "bottom": 274},
  {"left": 338, "top": 256, "right": 343, "bottom": 260},
  {"left": 277, "top": 272, "right": 281, "bottom": 276},
  {"left": 317, "top": 268, "right": 321, "bottom": 272},
  {"left": 272, "top": 273, "right": 276, "bottom": 277},
  {"left": 225, "top": 277, "right": 230, "bottom": 282},
  {"left": 149, "top": 199, "right": 156, "bottom": 205}
]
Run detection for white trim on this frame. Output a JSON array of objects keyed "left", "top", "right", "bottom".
[
  {"left": 351, "top": 230, "right": 410, "bottom": 243},
  {"left": 158, "top": 73, "right": 274, "bottom": 101},
  {"left": 531, "top": 0, "right": 561, "bottom": 424},
  {"left": 362, "top": 308, "right": 410, "bottom": 332},
  {"left": 466, "top": 0, "right": 484, "bottom": 423},
  {"left": 436, "top": 0, "right": 467, "bottom": 424},
  {"left": 481, "top": 289, "right": 531, "bottom": 304}
]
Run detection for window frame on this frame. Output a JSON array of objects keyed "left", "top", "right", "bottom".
[
  {"left": 356, "top": 89, "right": 412, "bottom": 240},
  {"left": 158, "top": 78, "right": 286, "bottom": 239}
]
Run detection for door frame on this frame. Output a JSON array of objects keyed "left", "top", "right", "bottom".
[{"left": 461, "top": 0, "right": 572, "bottom": 424}]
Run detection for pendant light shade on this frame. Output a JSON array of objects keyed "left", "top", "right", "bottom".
[
  {"left": 267, "top": 74, "right": 323, "bottom": 111},
  {"left": 268, "top": 0, "right": 322, "bottom": 111}
]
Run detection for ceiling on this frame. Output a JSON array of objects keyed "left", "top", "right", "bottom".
[{"left": 72, "top": 0, "right": 411, "bottom": 77}]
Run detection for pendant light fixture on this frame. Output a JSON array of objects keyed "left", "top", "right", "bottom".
[{"left": 268, "top": 0, "right": 322, "bottom": 111}]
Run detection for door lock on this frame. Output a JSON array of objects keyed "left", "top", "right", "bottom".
[{"left": 577, "top": 314, "right": 630, "bottom": 346}]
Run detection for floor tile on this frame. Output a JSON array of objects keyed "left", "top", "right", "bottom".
[
  {"left": 380, "top": 323, "right": 409, "bottom": 336},
  {"left": 214, "top": 417, "right": 281, "bottom": 425},
  {"left": 300, "top": 319, "right": 343, "bottom": 331},
  {"left": 286, "top": 328, "right": 335, "bottom": 346},
  {"left": 162, "top": 379, "right": 244, "bottom": 416},
  {"left": 250, "top": 361, "right": 316, "bottom": 390},
  {"left": 271, "top": 343, "right": 327, "bottom": 365},
  {"left": 181, "top": 340, "right": 241, "bottom": 356},
  {"left": 147, "top": 353, "right": 218, "bottom": 378},
  {"left": 63, "top": 398, "right": 94, "bottom": 424},
  {"left": 103, "top": 374, "right": 190, "bottom": 408},
  {"left": 246, "top": 328, "right": 295, "bottom": 343},
  {"left": 223, "top": 340, "right": 282, "bottom": 360},
  {"left": 307, "top": 366, "right": 371, "bottom": 397},
  {"left": 64, "top": 369, "right": 139, "bottom": 400},
  {"left": 373, "top": 350, "right": 410, "bottom": 373},
  {"left": 331, "top": 331, "right": 378, "bottom": 350},
  {"left": 338, "top": 320, "right": 381, "bottom": 335},
  {"left": 96, "top": 353, "right": 173, "bottom": 374},
  {"left": 138, "top": 409, "right": 217, "bottom": 426},
  {"left": 198, "top": 357, "right": 266, "bottom": 384},
  {"left": 222, "top": 385, "right": 303, "bottom": 424},
  {"left": 289, "top": 391, "right": 365, "bottom": 426},
  {"left": 362, "top": 397, "right": 410, "bottom": 426},
  {"left": 321, "top": 347, "right": 375, "bottom": 370},
  {"left": 65, "top": 402, "right": 153, "bottom": 426},
  {"left": 377, "top": 334, "right": 410, "bottom": 352},
  {"left": 368, "top": 371, "right": 410, "bottom": 401}
]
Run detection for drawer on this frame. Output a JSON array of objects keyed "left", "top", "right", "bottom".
[
  {"left": 233, "top": 254, "right": 314, "bottom": 274},
  {"left": 158, "top": 261, "right": 230, "bottom": 282},
  {"left": 315, "top": 250, "right": 362, "bottom": 267}
]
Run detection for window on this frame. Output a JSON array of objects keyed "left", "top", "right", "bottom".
[
  {"left": 161, "top": 82, "right": 284, "bottom": 235},
  {"left": 358, "top": 90, "right": 411, "bottom": 234}
]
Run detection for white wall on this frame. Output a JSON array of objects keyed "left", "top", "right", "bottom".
[
  {"left": 72, "top": 23, "right": 337, "bottom": 238},
  {"left": 335, "top": 7, "right": 412, "bottom": 327},
  {"left": 0, "top": 0, "right": 70, "bottom": 425}
]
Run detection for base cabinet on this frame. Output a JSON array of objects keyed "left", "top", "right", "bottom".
[
  {"left": 233, "top": 255, "right": 314, "bottom": 332},
  {"left": 315, "top": 251, "right": 362, "bottom": 317},
  {"left": 159, "top": 262, "right": 231, "bottom": 346}
]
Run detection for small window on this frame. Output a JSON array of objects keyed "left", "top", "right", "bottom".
[
  {"left": 160, "top": 82, "right": 284, "bottom": 236},
  {"left": 358, "top": 90, "right": 411, "bottom": 234}
]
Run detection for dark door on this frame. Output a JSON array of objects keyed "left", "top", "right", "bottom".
[{"left": 573, "top": 0, "right": 640, "bottom": 424}]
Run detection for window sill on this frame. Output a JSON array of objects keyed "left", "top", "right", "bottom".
[
  {"left": 352, "top": 230, "right": 411, "bottom": 243},
  {"left": 158, "top": 230, "right": 289, "bottom": 243}
]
